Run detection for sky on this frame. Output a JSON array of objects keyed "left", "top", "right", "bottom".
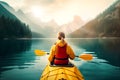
[{"left": 1, "top": 0, "right": 117, "bottom": 25}]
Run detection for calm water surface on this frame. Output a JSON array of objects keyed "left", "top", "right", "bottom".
[{"left": 0, "top": 38, "right": 120, "bottom": 80}]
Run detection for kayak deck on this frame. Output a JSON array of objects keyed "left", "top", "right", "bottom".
[{"left": 40, "top": 64, "right": 84, "bottom": 80}]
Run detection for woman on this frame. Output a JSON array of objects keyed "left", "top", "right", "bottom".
[{"left": 48, "top": 32, "right": 75, "bottom": 65}]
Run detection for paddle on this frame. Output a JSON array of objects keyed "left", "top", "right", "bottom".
[
  {"left": 35, "top": 49, "right": 47, "bottom": 56},
  {"left": 34, "top": 49, "right": 93, "bottom": 61}
]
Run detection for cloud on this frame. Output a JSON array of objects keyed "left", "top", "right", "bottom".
[
  {"left": 21, "top": 0, "right": 115, "bottom": 12},
  {"left": 23, "top": 0, "right": 68, "bottom": 6}
]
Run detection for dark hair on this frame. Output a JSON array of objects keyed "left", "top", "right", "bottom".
[{"left": 57, "top": 32, "right": 65, "bottom": 40}]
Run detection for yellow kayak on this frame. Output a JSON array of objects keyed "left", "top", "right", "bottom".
[{"left": 40, "top": 63, "right": 84, "bottom": 80}]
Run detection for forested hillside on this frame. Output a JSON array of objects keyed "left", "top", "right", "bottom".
[
  {"left": 69, "top": 0, "right": 120, "bottom": 38},
  {"left": 0, "top": 15, "right": 31, "bottom": 39}
]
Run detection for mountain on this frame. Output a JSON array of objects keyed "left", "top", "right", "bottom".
[
  {"left": 0, "top": 1, "right": 42, "bottom": 31},
  {"left": 0, "top": 1, "right": 32, "bottom": 39},
  {"left": 69, "top": 0, "right": 120, "bottom": 38},
  {"left": 0, "top": 1, "right": 44, "bottom": 38},
  {"left": 59, "top": 15, "right": 84, "bottom": 34},
  {"left": 15, "top": 10, "right": 44, "bottom": 34}
]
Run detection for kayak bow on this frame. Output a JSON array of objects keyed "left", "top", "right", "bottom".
[{"left": 40, "top": 63, "right": 84, "bottom": 80}]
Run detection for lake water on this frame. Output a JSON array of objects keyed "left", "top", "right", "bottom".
[{"left": 0, "top": 38, "right": 120, "bottom": 80}]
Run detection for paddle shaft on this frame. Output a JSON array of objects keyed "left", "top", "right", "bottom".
[{"left": 75, "top": 56, "right": 79, "bottom": 57}]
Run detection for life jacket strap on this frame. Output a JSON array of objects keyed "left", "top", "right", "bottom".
[{"left": 55, "top": 57, "right": 68, "bottom": 60}]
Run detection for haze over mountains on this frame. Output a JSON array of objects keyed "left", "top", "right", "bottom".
[
  {"left": 0, "top": 1, "right": 85, "bottom": 38},
  {"left": 1, "top": 0, "right": 120, "bottom": 38}
]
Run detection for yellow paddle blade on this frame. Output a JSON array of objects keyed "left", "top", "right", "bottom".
[
  {"left": 34, "top": 50, "right": 46, "bottom": 56},
  {"left": 79, "top": 54, "right": 93, "bottom": 61}
]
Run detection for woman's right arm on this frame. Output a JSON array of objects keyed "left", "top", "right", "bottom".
[{"left": 67, "top": 45, "right": 75, "bottom": 60}]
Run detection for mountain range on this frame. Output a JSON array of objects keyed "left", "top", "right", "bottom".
[
  {"left": 0, "top": 1, "right": 85, "bottom": 38},
  {"left": 2, "top": 0, "right": 119, "bottom": 38}
]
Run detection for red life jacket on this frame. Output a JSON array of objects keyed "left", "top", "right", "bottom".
[{"left": 54, "top": 44, "right": 69, "bottom": 65}]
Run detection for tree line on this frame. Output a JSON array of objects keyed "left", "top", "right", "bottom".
[{"left": 0, "top": 15, "right": 32, "bottom": 39}]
